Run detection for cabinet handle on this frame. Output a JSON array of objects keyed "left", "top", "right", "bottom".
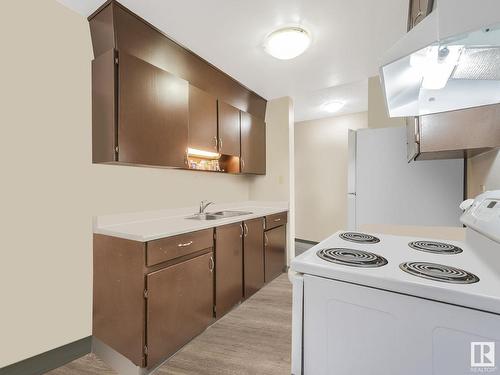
[
  {"left": 214, "top": 136, "right": 218, "bottom": 150},
  {"left": 241, "top": 158, "right": 245, "bottom": 171},
  {"left": 177, "top": 241, "right": 193, "bottom": 247},
  {"left": 244, "top": 223, "right": 249, "bottom": 237},
  {"left": 219, "top": 137, "right": 223, "bottom": 150},
  {"left": 264, "top": 233, "right": 268, "bottom": 247},
  {"left": 209, "top": 256, "right": 214, "bottom": 272},
  {"left": 273, "top": 218, "right": 281, "bottom": 222},
  {"left": 240, "top": 224, "right": 244, "bottom": 238}
]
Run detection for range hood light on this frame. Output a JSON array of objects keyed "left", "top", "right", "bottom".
[
  {"left": 187, "top": 148, "right": 220, "bottom": 159},
  {"left": 379, "top": 0, "right": 500, "bottom": 117},
  {"left": 409, "top": 45, "right": 463, "bottom": 90}
]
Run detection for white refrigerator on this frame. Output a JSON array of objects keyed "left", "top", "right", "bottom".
[{"left": 347, "top": 126, "right": 464, "bottom": 230}]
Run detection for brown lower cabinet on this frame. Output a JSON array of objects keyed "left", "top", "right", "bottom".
[
  {"left": 215, "top": 222, "right": 244, "bottom": 317},
  {"left": 243, "top": 218, "right": 265, "bottom": 298},
  {"left": 146, "top": 251, "right": 214, "bottom": 368},
  {"left": 264, "top": 225, "right": 287, "bottom": 282},
  {"left": 93, "top": 212, "right": 286, "bottom": 369}
]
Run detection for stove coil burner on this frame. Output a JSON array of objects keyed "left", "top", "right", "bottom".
[
  {"left": 400, "top": 262, "right": 479, "bottom": 284},
  {"left": 339, "top": 232, "right": 380, "bottom": 244},
  {"left": 317, "top": 248, "right": 388, "bottom": 268},
  {"left": 408, "top": 240, "right": 463, "bottom": 255}
]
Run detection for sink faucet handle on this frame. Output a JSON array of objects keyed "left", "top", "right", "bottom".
[{"left": 199, "top": 200, "right": 214, "bottom": 214}]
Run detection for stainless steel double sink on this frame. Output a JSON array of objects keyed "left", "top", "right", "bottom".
[{"left": 186, "top": 210, "right": 253, "bottom": 220}]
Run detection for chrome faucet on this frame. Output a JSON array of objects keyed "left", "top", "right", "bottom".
[{"left": 199, "top": 200, "right": 214, "bottom": 214}]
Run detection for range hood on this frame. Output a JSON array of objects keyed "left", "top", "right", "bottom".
[{"left": 380, "top": 0, "right": 500, "bottom": 117}]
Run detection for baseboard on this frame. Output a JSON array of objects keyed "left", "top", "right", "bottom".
[
  {"left": 295, "top": 238, "right": 319, "bottom": 245},
  {"left": 0, "top": 336, "right": 91, "bottom": 375}
]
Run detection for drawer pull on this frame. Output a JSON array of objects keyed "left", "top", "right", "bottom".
[
  {"left": 177, "top": 241, "right": 193, "bottom": 248},
  {"left": 209, "top": 256, "right": 214, "bottom": 272},
  {"left": 273, "top": 218, "right": 281, "bottom": 222}
]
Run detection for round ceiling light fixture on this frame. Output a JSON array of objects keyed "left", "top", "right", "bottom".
[
  {"left": 264, "top": 26, "right": 311, "bottom": 60},
  {"left": 321, "top": 101, "right": 345, "bottom": 113}
]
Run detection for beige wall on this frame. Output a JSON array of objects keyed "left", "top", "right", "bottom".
[
  {"left": 0, "top": 0, "right": 291, "bottom": 367},
  {"left": 294, "top": 112, "right": 368, "bottom": 242},
  {"left": 249, "top": 96, "right": 295, "bottom": 260},
  {"left": 467, "top": 149, "right": 500, "bottom": 198},
  {"left": 368, "top": 76, "right": 405, "bottom": 129}
]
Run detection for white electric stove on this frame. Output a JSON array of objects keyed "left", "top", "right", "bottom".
[{"left": 290, "top": 190, "right": 500, "bottom": 375}]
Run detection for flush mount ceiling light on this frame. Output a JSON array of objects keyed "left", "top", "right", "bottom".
[
  {"left": 264, "top": 26, "right": 311, "bottom": 60},
  {"left": 321, "top": 101, "right": 345, "bottom": 113}
]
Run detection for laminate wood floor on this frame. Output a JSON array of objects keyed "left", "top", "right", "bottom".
[{"left": 48, "top": 273, "right": 292, "bottom": 375}]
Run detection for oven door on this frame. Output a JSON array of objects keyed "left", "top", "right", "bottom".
[{"left": 303, "top": 274, "right": 500, "bottom": 375}]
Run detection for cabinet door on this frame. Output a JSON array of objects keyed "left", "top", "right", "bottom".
[
  {"left": 218, "top": 101, "right": 241, "bottom": 156},
  {"left": 408, "top": 0, "right": 433, "bottom": 30},
  {"left": 118, "top": 52, "right": 189, "bottom": 167},
  {"left": 188, "top": 85, "right": 218, "bottom": 152},
  {"left": 215, "top": 222, "right": 243, "bottom": 317},
  {"left": 406, "top": 117, "right": 420, "bottom": 162},
  {"left": 241, "top": 111, "right": 266, "bottom": 174},
  {"left": 146, "top": 252, "right": 214, "bottom": 368},
  {"left": 264, "top": 225, "right": 286, "bottom": 283},
  {"left": 243, "top": 218, "right": 265, "bottom": 298}
]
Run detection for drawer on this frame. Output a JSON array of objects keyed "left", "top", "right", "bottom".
[
  {"left": 265, "top": 212, "right": 288, "bottom": 230},
  {"left": 147, "top": 229, "right": 213, "bottom": 267}
]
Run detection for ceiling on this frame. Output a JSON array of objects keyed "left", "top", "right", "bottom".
[{"left": 58, "top": 0, "right": 408, "bottom": 121}]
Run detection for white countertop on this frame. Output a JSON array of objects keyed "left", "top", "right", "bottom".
[{"left": 93, "top": 201, "right": 288, "bottom": 242}]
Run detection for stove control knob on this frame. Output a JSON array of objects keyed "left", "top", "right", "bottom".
[{"left": 460, "top": 199, "right": 475, "bottom": 211}]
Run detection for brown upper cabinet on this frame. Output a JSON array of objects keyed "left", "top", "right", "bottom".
[
  {"left": 92, "top": 50, "right": 189, "bottom": 167},
  {"left": 241, "top": 112, "right": 266, "bottom": 175},
  {"left": 118, "top": 53, "right": 189, "bottom": 167},
  {"left": 187, "top": 89, "right": 241, "bottom": 157},
  {"left": 407, "top": 103, "right": 500, "bottom": 161},
  {"left": 407, "top": 0, "right": 434, "bottom": 31},
  {"left": 188, "top": 85, "right": 218, "bottom": 153},
  {"left": 89, "top": 1, "right": 267, "bottom": 173},
  {"left": 218, "top": 101, "right": 241, "bottom": 156}
]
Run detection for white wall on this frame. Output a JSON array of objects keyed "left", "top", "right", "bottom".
[
  {"left": 0, "top": 0, "right": 291, "bottom": 367},
  {"left": 467, "top": 149, "right": 500, "bottom": 198},
  {"left": 368, "top": 76, "right": 405, "bottom": 129},
  {"left": 249, "top": 97, "right": 295, "bottom": 261},
  {"left": 294, "top": 112, "right": 368, "bottom": 242}
]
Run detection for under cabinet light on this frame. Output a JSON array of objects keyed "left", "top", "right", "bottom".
[{"left": 187, "top": 148, "right": 221, "bottom": 159}]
